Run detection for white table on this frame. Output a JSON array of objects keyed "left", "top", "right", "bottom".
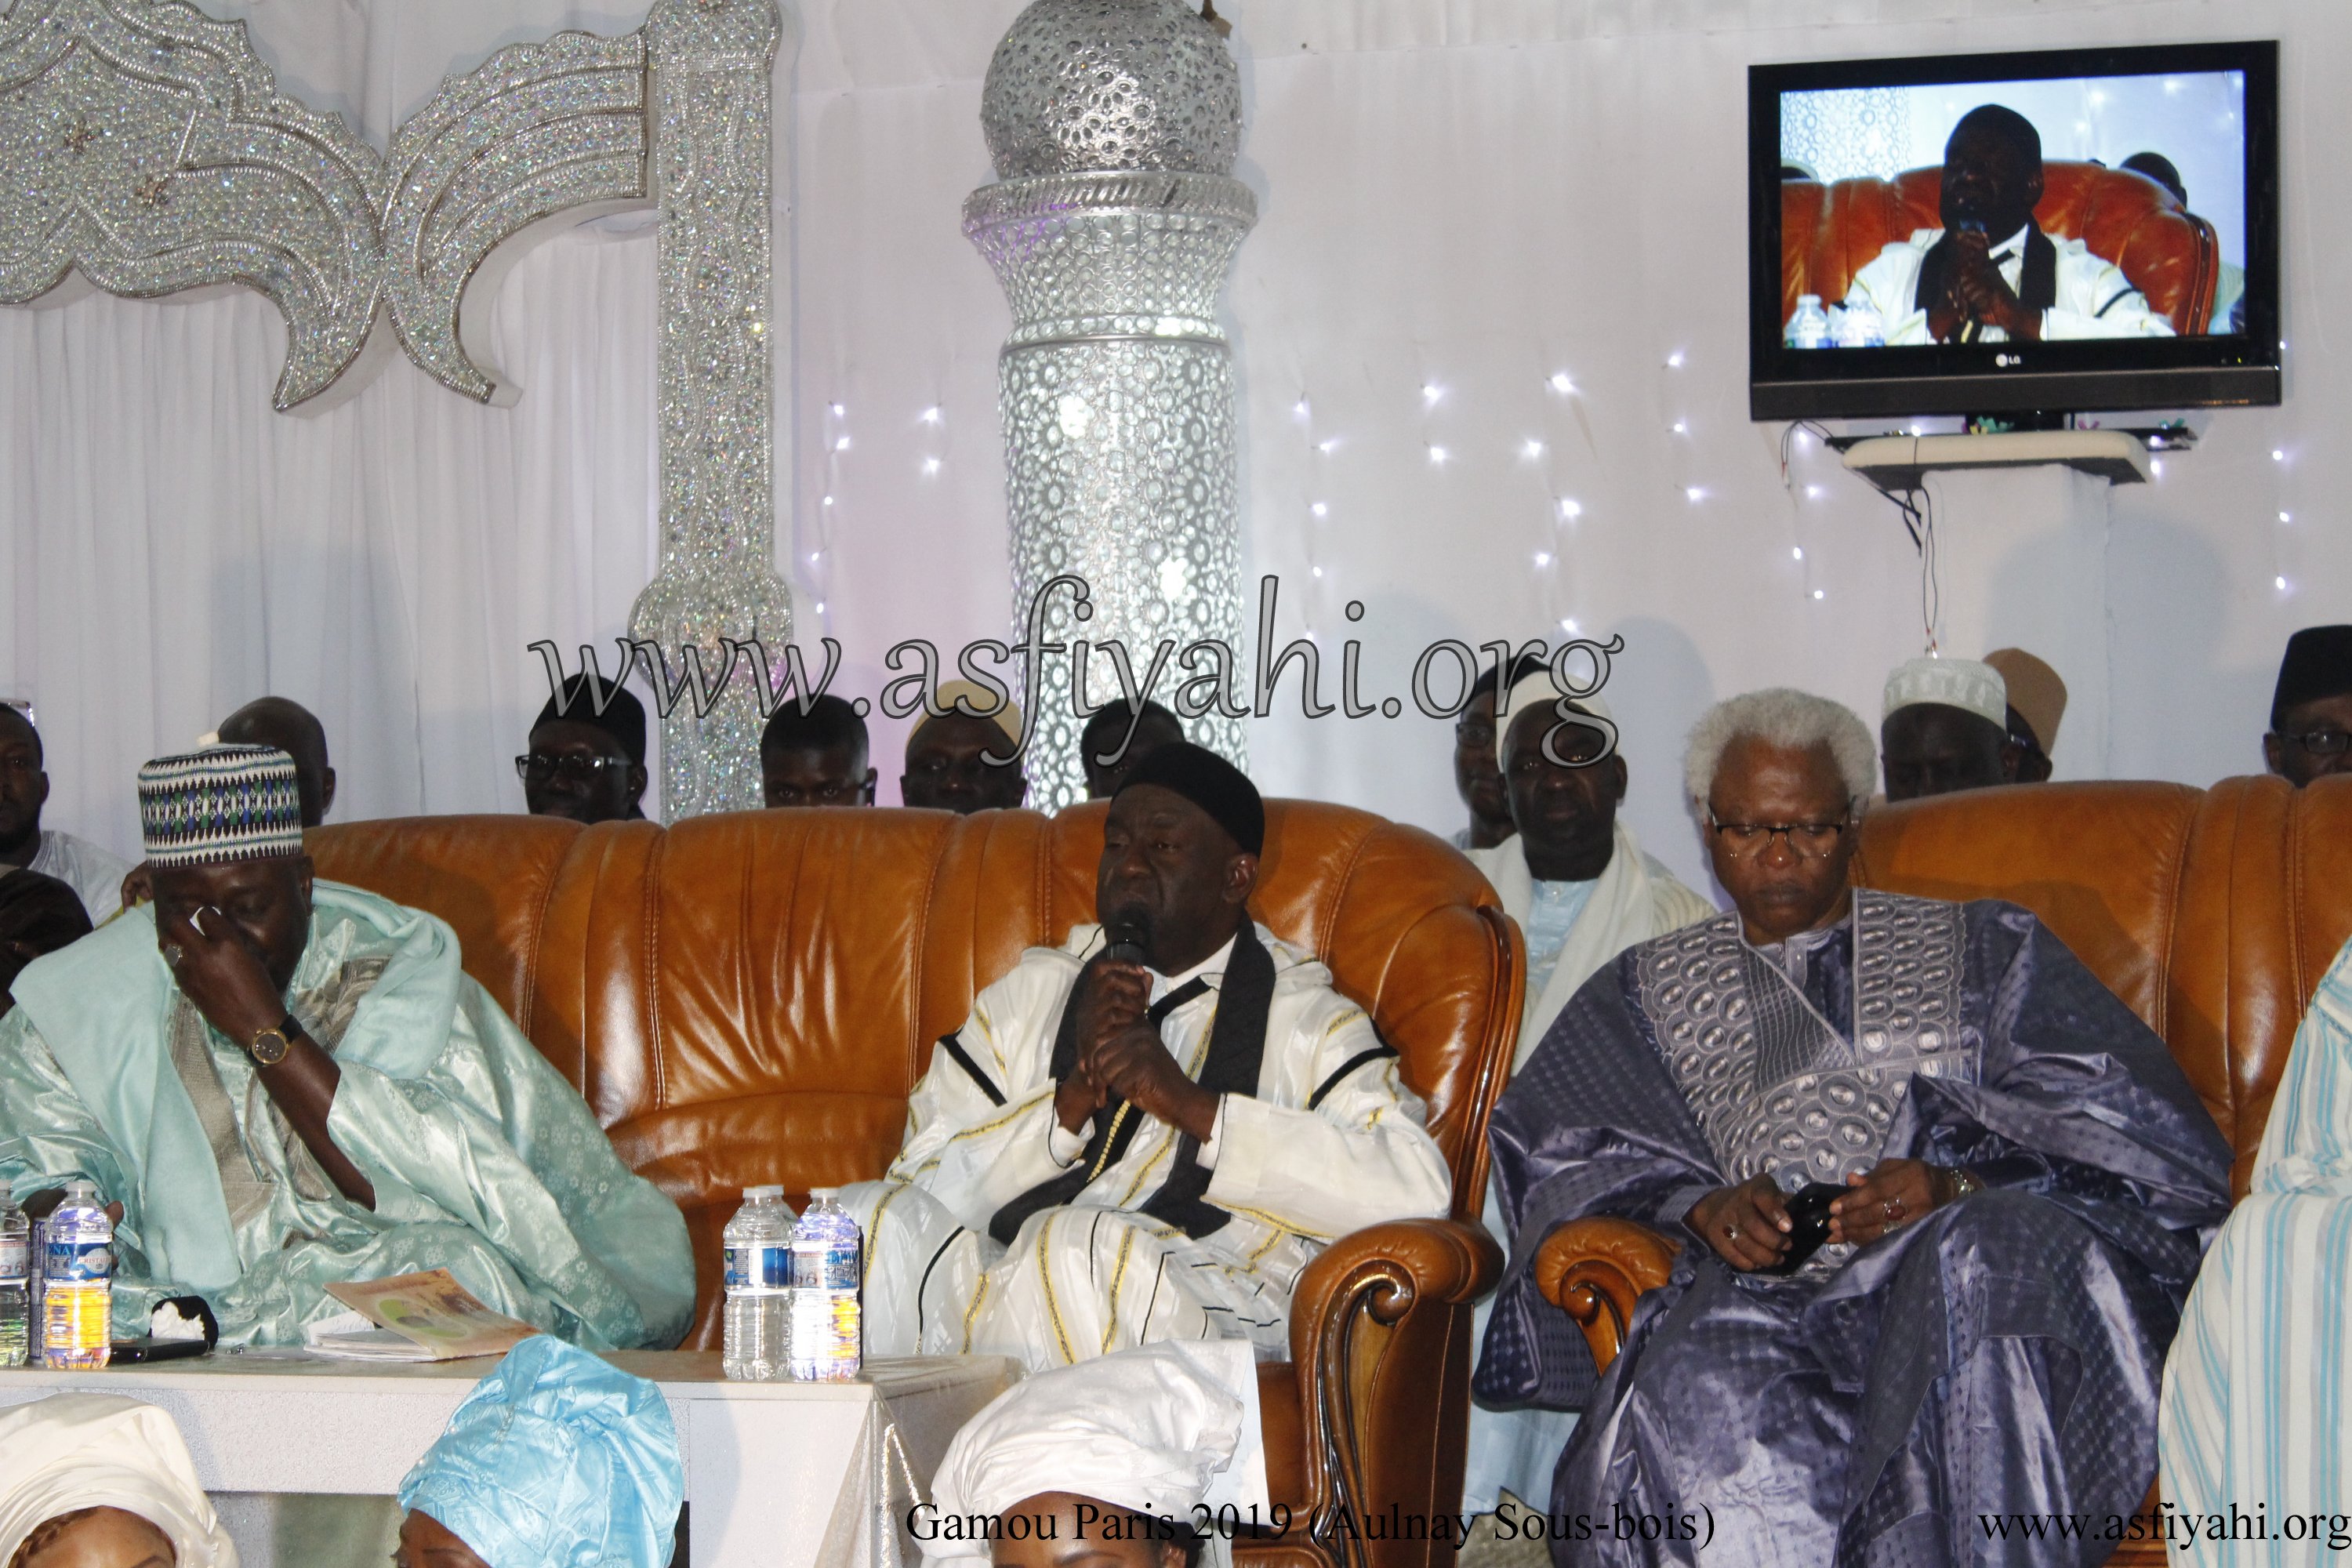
[{"left": 0, "top": 1351, "right": 1018, "bottom": 1568}]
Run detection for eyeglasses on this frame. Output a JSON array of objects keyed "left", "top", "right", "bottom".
[
  {"left": 2279, "top": 728, "right": 2351, "bottom": 758},
  {"left": 516, "top": 753, "right": 627, "bottom": 785},
  {"left": 1707, "top": 814, "right": 1853, "bottom": 859}
]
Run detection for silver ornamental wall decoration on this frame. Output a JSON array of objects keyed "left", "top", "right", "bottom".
[
  {"left": 628, "top": 0, "right": 791, "bottom": 821},
  {"left": 967, "top": 0, "right": 1255, "bottom": 810},
  {"left": 0, "top": 0, "right": 789, "bottom": 818}
]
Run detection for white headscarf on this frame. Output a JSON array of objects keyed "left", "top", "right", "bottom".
[
  {"left": 924, "top": 1342, "right": 1268, "bottom": 1564},
  {"left": 0, "top": 1394, "right": 238, "bottom": 1567}
]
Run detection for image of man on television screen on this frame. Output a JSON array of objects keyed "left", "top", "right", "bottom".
[{"left": 1842, "top": 103, "right": 2176, "bottom": 344}]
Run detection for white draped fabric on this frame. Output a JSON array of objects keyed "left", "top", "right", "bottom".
[{"left": 3, "top": 0, "right": 2347, "bottom": 901}]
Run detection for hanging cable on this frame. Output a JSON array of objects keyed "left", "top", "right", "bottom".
[
  {"left": 1918, "top": 482, "right": 1941, "bottom": 654},
  {"left": 1776, "top": 419, "right": 1835, "bottom": 488}
]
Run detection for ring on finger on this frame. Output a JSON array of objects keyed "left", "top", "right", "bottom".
[
  {"left": 1724, "top": 1223, "right": 1741, "bottom": 1241},
  {"left": 1881, "top": 1197, "right": 1898, "bottom": 1223}
]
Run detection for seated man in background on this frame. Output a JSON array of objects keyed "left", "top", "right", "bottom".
[
  {"left": 1082, "top": 699, "right": 1185, "bottom": 800},
  {"left": 760, "top": 693, "right": 877, "bottom": 808},
  {"left": 2160, "top": 932, "right": 2352, "bottom": 1556},
  {"left": 923, "top": 1341, "right": 1262, "bottom": 1567},
  {"left": 1879, "top": 655, "right": 2017, "bottom": 801},
  {"left": 0, "top": 702, "right": 129, "bottom": 924},
  {"left": 1477, "top": 688, "right": 2230, "bottom": 1566},
  {"left": 396, "top": 1335, "right": 683, "bottom": 1568},
  {"left": 520, "top": 675, "right": 648, "bottom": 825},
  {"left": 0, "top": 746, "right": 694, "bottom": 1348},
  {"left": 2263, "top": 624, "right": 2352, "bottom": 786},
  {"left": 1450, "top": 658, "right": 1543, "bottom": 852},
  {"left": 1982, "top": 647, "right": 2066, "bottom": 785},
  {"left": 848, "top": 743, "right": 1450, "bottom": 1370},
  {"left": 1459, "top": 667, "right": 1713, "bottom": 1523},
  {"left": 1843, "top": 104, "right": 2174, "bottom": 344},
  {"left": 0, "top": 869, "right": 91, "bottom": 1018},
  {"left": 0, "top": 1393, "right": 236, "bottom": 1568},
  {"left": 902, "top": 680, "right": 1029, "bottom": 813},
  {"left": 218, "top": 697, "right": 336, "bottom": 827},
  {"left": 2121, "top": 151, "right": 2245, "bottom": 334}
]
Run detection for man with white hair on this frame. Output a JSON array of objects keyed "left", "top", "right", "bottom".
[
  {"left": 1474, "top": 688, "right": 2230, "bottom": 1566},
  {"left": 1879, "top": 655, "right": 2021, "bottom": 802},
  {"left": 1459, "top": 664, "right": 1712, "bottom": 1527}
]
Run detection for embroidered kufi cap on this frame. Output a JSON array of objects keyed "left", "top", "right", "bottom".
[
  {"left": 1881, "top": 656, "right": 2007, "bottom": 730},
  {"left": 137, "top": 746, "right": 304, "bottom": 868}
]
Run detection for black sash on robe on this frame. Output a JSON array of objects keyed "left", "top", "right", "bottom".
[
  {"left": 987, "top": 921, "right": 1276, "bottom": 1245},
  {"left": 1913, "top": 223, "right": 2056, "bottom": 339}
]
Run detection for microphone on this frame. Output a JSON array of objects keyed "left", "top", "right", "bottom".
[
  {"left": 1103, "top": 923, "right": 1146, "bottom": 967},
  {"left": 1954, "top": 220, "right": 1987, "bottom": 343}
]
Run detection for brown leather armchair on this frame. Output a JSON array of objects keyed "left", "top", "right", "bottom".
[
  {"left": 1528, "top": 775, "right": 2352, "bottom": 1566},
  {"left": 310, "top": 799, "right": 1523, "bottom": 1568},
  {"left": 1781, "top": 162, "right": 2220, "bottom": 334}
]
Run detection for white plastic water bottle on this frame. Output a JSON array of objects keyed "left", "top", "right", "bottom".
[
  {"left": 1784, "top": 293, "right": 1831, "bottom": 350},
  {"left": 789, "top": 1189, "right": 862, "bottom": 1382},
  {"left": 25, "top": 1209, "right": 42, "bottom": 1363},
  {"left": 42, "top": 1181, "right": 111, "bottom": 1369},
  {"left": 0, "top": 1197, "right": 28, "bottom": 1367},
  {"left": 721, "top": 1185, "right": 795, "bottom": 1381},
  {"left": 1835, "top": 299, "right": 1886, "bottom": 348}
]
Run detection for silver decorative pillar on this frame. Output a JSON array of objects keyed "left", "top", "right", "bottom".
[
  {"left": 965, "top": 0, "right": 1255, "bottom": 810},
  {"left": 629, "top": 0, "right": 793, "bottom": 819}
]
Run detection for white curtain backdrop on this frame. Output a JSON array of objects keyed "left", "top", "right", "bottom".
[{"left": 3, "top": 0, "right": 2343, "bottom": 900}]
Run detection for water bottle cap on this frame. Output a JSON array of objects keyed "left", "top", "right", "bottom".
[
  {"left": 63, "top": 1181, "right": 97, "bottom": 1198},
  {"left": 1798, "top": 293, "right": 1821, "bottom": 307},
  {"left": 808, "top": 1187, "right": 837, "bottom": 1202},
  {"left": 744, "top": 1185, "right": 786, "bottom": 1201}
]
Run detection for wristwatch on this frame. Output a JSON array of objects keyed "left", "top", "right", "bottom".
[{"left": 247, "top": 1014, "right": 303, "bottom": 1067}]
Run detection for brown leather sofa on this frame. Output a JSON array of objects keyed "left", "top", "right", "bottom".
[
  {"left": 1781, "top": 161, "right": 2220, "bottom": 334},
  {"left": 310, "top": 800, "right": 1522, "bottom": 1568},
  {"left": 1533, "top": 775, "right": 2352, "bottom": 1566}
]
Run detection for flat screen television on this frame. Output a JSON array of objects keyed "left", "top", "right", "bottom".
[{"left": 1749, "top": 41, "right": 2279, "bottom": 421}]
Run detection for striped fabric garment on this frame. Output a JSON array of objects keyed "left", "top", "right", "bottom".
[{"left": 2159, "top": 940, "right": 2352, "bottom": 1563}]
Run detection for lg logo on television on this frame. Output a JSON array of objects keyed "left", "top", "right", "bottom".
[{"left": 1996, "top": 354, "right": 2020, "bottom": 367}]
